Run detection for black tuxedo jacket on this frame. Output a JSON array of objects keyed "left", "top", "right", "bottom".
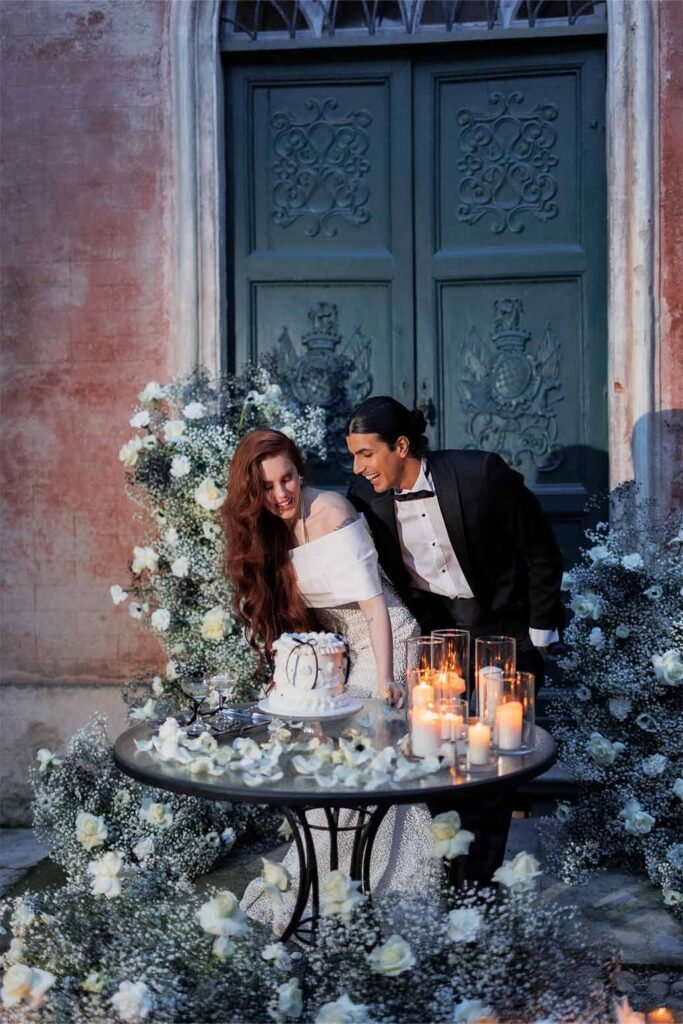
[{"left": 347, "top": 449, "right": 564, "bottom": 640}]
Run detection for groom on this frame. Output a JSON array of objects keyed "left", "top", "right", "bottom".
[{"left": 345, "top": 395, "right": 564, "bottom": 881}]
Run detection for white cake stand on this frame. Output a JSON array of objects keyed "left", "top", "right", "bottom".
[{"left": 256, "top": 697, "right": 364, "bottom": 721}]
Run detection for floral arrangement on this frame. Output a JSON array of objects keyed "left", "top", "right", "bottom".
[
  {"left": 1, "top": 854, "right": 618, "bottom": 1023},
  {"left": 31, "top": 716, "right": 276, "bottom": 885},
  {"left": 545, "top": 485, "right": 683, "bottom": 913},
  {"left": 132, "top": 713, "right": 446, "bottom": 792},
  {"left": 111, "top": 365, "right": 327, "bottom": 710}
]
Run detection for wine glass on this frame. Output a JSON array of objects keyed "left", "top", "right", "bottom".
[
  {"left": 179, "top": 673, "right": 213, "bottom": 736},
  {"left": 211, "top": 672, "right": 234, "bottom": 732}
]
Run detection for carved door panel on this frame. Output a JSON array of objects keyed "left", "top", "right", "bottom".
[
  {"left": 229, "top": 59, "right": 414, "bottom": 482},
  {"left": 413, "top": 46, "right": 607, "bottom": 562}
]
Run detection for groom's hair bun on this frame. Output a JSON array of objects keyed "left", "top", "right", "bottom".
[{"left": 346, "top": 396, "right": 430, "bottom": 457}]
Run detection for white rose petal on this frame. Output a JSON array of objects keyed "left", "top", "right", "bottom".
[
  {"left": 446, "top": 907, "right": 482, "bottom": 943},
  {"left": 87, "top": 851, "right": 124, "bottom": 899},
  {"left": 1, "top": 964, "right": 56, "bottom": 1009},
  {"left": 652, "top": 650, "right": 683, "bottom": 686},
  {"left": 131, "top": 546, "right": 158, "bottom": 575},
  {"left": 262, "top": 857, "right": 290, "bottom": 892},
  {"left": 36, "top": 748, "right": 62, "bottom": 773},
  {"left": 429, "top": 810, "right": 475, "bottom": 860},
  {"left": 163, "top": 419, "right": 186, "bottom": 443},
  {"left": 170, "top": 455, "right": 191, "bottom": 478},
  {"left": 198, "top": 891, "right": 249, "bottom": 938},
  {"left": 314, "top": 994, "right": 373, "bottom": 1024},
  {"left": 609, "top": 697, "right": 632, "bottom": 721},
  {"left": 150, "top": 608, "right": 171, "bottom": 632},
  {"left": 587, "top": 545, "right": 611, "bottom": 564},
  {"left": 111, "top": 980, "right": 155, "bottom": 1022},
  {"left": 166, "top": 660, "right": 178, "bottom": 681},
  {"left": 171, "top": 556, "right": 189, "bottom": 578},
  {"left": 129, "top": 699, "right": 157, "bottom": 723},
  {"left": 118, "top": 437, "right": 144, "bottom": 467},
  {"left": 642, "top": 754, "right": 667, "bottom": 777},
  {"left": 368, "top": 934, "right": 415, "bottom": 977},
  {"left": 320, "top": 870, "right": 366, "bottom": 920},
  {"left": 133, "top": 837, "right": 154, "bottom": 861},
  {"left": 110, "top": 584, "right": 128, "bottom": 605},
  {"left": 195, "top": 478, "right": 226, "bottom": 511},
  {"left": 277, "top": 978, "right": 303, "bottom": 1020},
  {"left": 588, "top": 627, "right": 605, "bottom": 649},
  {"left": 129, "top": 410, "right": 150, "bottom": 428},
  {"left": 6, "top": 939, "right": 26, "bottom": 965},
  {"left": 183, "top": 401, "right": 207, "bottom": 420},
  {"left": 261, "top": 942, "right": 290, "bottom": 968},
  {"left": 75, "top": 811, "right": 108, "bottom": 850},
  {"left": 493, "top": 850, "right": 542, "bottom": 891}
]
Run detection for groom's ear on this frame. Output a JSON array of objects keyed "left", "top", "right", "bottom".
[{"left": 393, "top": 435, "right": 411, "bottom": 459}]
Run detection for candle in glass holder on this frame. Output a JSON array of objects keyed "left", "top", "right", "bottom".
[
  {"left": 440, "top": 711, "right": 464, "bottom": 741},
  {"left": 496, "top": 701, "right": 523, "bottom": 750},
  {"left": 411, "top": 709, "right": 442, "bottom": 757},
  {"left": 412, "top": 677, "right": 435, "bottom": 709},
  {"left": 647, "top": 1010, "right": 674, "bottom": 1024},
  {"left": 468, "top": 721, "right": 490, "bottom": 765}
]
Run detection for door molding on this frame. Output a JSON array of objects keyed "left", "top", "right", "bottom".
[{"left": 169, "top": 0, "right": 661, "bottom": 499}]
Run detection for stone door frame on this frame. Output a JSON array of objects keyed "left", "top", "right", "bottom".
[{"left": 169, "top": 0, "right": 661, "bottom": 499}]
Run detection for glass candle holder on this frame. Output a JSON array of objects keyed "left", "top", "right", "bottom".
[
  {"left": 475, "top": 636, "right": 516, "bottom": 726},
  {"left": 467, "top": 716, "right": 493, "bottom": 769},
  {"left": 495, "top": 671, "right": 536, "bottom": 754},
  {"left": 431, "top": 628, "right": 470, "bottom": 705},
  {"left": 406, "top": 636, "right": 445, "bottom": 759}
]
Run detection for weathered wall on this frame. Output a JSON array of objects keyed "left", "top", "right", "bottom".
[
  {"left": 0, "top": 0, "right": 172, "bottom": 820},
  {"left": 658, "top": 0, "right": 683, "bottom": 506}
]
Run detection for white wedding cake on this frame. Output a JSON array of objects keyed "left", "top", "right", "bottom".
[{"left": 268, "top": 631, "right": 350, "bottom": 715}]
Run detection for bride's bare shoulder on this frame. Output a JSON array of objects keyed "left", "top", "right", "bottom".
[{"left": 308, "top": 490, "right": 358, "bottom": 534}]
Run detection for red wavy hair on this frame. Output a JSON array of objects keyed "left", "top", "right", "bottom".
[{"left": 223, "top": 430, "right": 317, "bottom": 668}]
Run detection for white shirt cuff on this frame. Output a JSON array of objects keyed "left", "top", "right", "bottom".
[{"left": 529, "top": 628, "right": 559, "bottom": 648}]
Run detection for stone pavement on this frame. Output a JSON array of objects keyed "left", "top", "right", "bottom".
[{"left": 2, "top": 820, "right": 682, "bottom": 1014}]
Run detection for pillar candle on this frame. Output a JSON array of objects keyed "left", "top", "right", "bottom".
[
  {"left": 410, "top": 709, "right": 442, "bottom": 757},
  {"left": 412, "top": 679, "right": 435, "bottom": 709},
  {"left": 496, "top": 701, "right": 523, "bottom": 750},
  {"left": 440, "top": 712, "right": 464, "bottom": 741},
  {"left": 468, "top": 721, "right": 490, "bottom": 765}
]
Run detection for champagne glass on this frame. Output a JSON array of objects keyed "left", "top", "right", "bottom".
[
  {"left": 211, "top": 672, "right": 234, "bottom": 732},
  {"left": 179, "top": 673, "right": 213, "bottom": 736}
]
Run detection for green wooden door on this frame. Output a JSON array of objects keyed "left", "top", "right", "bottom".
[
  {"left": 228, "top": 44, "right": 607, "bottom": 561},
  {"left": 229, "top": 59, "right": 414, "bottom": 481}
]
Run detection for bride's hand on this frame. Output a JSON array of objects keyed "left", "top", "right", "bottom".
[{"left": 379, "top": 681, "right": 405, "bottom": 709}]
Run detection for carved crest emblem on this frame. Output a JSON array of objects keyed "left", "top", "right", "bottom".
[
  {"left": 275, "top": 302, "right": 373, "bottom": 471},
  {"left": 460, "top": 299, "right": 564, "bottom": 473}
]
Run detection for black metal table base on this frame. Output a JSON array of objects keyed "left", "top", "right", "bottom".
[{"left": 280, "top": 803, "right": 390, "bottom": 944}]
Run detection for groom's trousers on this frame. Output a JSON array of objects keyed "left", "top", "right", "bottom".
[{"left": 415, "top": 592, "right": 545, "bottom": 885}]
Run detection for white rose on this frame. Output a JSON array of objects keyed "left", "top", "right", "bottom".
[
  {"left": 277, "top": 978, "right": 303, "bottom": 1020},
  {"left": 622, "top": 807, "right": 656, "bottom": 836},
  {"left": 652, "top": 650, "right": 683, "bottom": 686},
  {"left": 151, "top": 676, "right": 164, "bottom": 697},
  {"left": 279, "top": 425, "right": 296, "bottom": 441},
  {"left": 6, "top": 938, "right": 26, "bottom": 965},
  {"left": 211, "top": 936, "right": 236, "bottom": 960},
  {"left": 203, "top": 521, "right": 221, "bottom": 541},
  {"left": 11, "top": 901, "right": 35, "bottom": 936},
  {"left": 201, "top": 606, "right": 227, "bottom": 641},
  {"left": 493, "top": 851, "right": 542, "bottom": 891},
  {"left": 170, "top": 455, "right": 191, "bottom": 478},
  {"left": 139, "top": 381, "right": 165, "bottom": 403},
  {"left": 131, "top": 546, "right": 158, "bottom": 575},
  {"left": 163, "top": 419, "right": 185, "bottom": 443},
  {"left": 615, "top": 624, "right": 631, "bottom": 639},
  {"left": 642, "top": 754, "right": 667, "bottom": 776},
  {"left": 262, "top": 857, "right": 290, "bottom": 892},
  {"left": 644, "top": 585, "right": 663, "bottom": 600},
  {"left": 587, "top": 545, "right": 611, "bottom": 564},
  {"left": 129, "top": 699, "right": 157, "bottom": 722},
  {"left": 129, "top": 602, "right": 146, "bottom": 620},
  {"left": 36, "top": 748, "right": 62, "bottom": 773},
  {"left": 453, "top": 999, "right": 497, "bottom": 1024},
  {"left": 139, "top": 798, "right": 173, "bottom": 829},
  {"left": 446, "top": 907, "right": 482, "bottom": 943},
  {"left": 555, "top": 801, "right": 572, "bottom": 823},
  {"left": 261, "top": 942, "right": 290, "bottom": 968},
  {"left": 588, "top": 732, "right": 625, "bottom": 766},
  {"left": 111, "top": 980, "right": 154, "bottom": 1022},
  {"left": 664, "top": 888, "right": 683, "bottom": 906},
  {"left": 221, "top": 827, "right": 236, "bottom": 848},
  {"left": 75, "top": 811, "right": 107, "bottom": 850},
  {"left": 133, "top": 837, "right": 154, "bottom": 861},
  {"left": 129, "top": 410, "right": 150, "bottom": 428},
  {"left": 195, "top": 478, "right": 226, "bottom": 511},
  {"left": 150, "top": 608, "right": 171, "bottom": 631},
  {"left": 110, "top": 584, "right": 128, "bottom": 605},
  {"left": 87, "top": 851, "right": 124, "bottom": 898},
  {"left": 171, "top": 556, "right": 189, "bottom": 578},
  {"left": 368, "top": 934, "right": 415, "bottom": 977},
  {"left": 119, "top": 437, "right": 144, "bottom": 467},
  {"left": 609, "top": 697, "right": 632, "bottom": 721},
  {"left": 264, "top": 384, "right": 283, "bottom": 400},
  {"left": 588, "top": 627, "right": 605, "bottom": 649},
  {"left": 570, "top": 592, "right": 602, "bottom": 620},
  {"left": 183, "top": 401, "right": 207, "bottom": 420},
  {"left": 314, "top": 994, "right": 372, "bottom": 1024},
  {"left": 674, "top": 778, "right": 683, "bottom": 800},
  {"left": 1, "top": 964, "right": 56, "bottom": 1009},
  {"left": 576, "top": 684, "right": 591, "bottom": 701},
  {"left": 636, "top": 712, "right": 657, "bottom": 732},
  {"left": 320, "top": 871, "right": 366, "bottom": 920},
  {"left": 621, "top": 553, "right": 644, "bottom": 570},
  {"left": 198, "top": 891, "right": 249, "bottom": 938},
  {"left": 429, "top": 810, "right": 475, "bottom": 859}
]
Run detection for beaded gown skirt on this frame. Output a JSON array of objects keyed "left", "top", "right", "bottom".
[{"left": 240, "top": 579, "right": 440, "bottom": 933}]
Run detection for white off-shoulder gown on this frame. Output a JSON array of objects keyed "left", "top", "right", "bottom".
[{"left": 240, "top": 517, "right": 439, "bottom": 932}]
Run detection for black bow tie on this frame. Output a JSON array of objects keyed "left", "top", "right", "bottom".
[{"left": 392, "top": 489, "right": 435, "bottom": 502}]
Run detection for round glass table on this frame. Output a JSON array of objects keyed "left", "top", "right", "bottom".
[{"left": 114, "top": 700, "right": 556, "bottom": 943}]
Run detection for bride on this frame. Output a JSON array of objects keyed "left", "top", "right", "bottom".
[{"left": 223, "top": 429, "right": 438, "bottom": 931}]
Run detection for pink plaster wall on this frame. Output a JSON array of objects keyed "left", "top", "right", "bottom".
[
  {"left": 1, "top": 0, "right": 172, "bottom": 683},
  {"left": 659, "top": 1, "right": 683, "bottom": 508}
]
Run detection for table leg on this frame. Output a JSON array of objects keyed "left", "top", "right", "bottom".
[{"left": 280, "top": 807, "right": 319, "bottom": 945}]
